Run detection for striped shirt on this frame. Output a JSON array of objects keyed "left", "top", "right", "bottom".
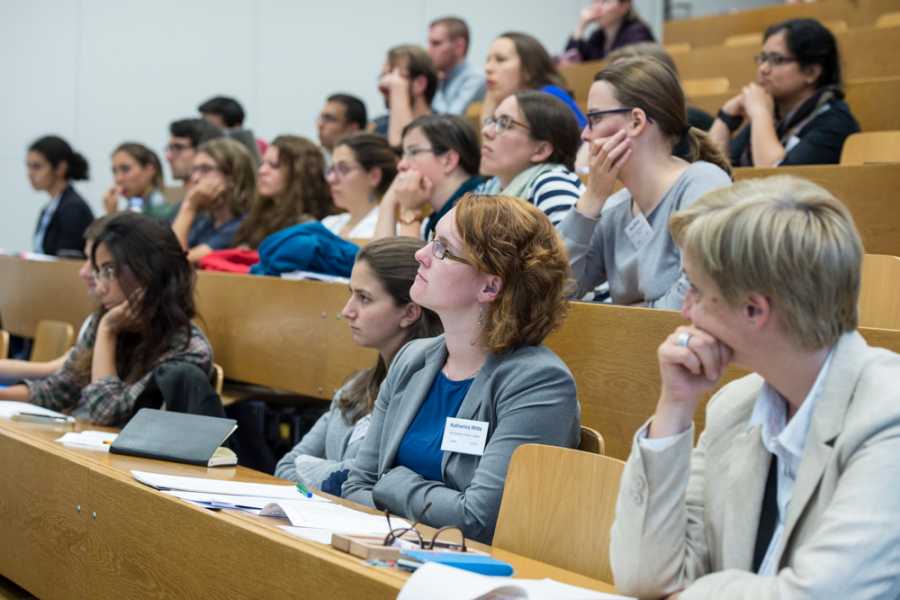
[{"left": 477, "top": 166, "right": 583, "bottom": 227}]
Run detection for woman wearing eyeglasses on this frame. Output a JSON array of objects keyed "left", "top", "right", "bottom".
[
  {"left": 171, "top": 138, "right": 257, "bottom": 263},
  {"left": 275, "top": 237, "right": 442, "bottom": 488},
  {"left": 322, "top": 134, "right": 398, "bottom": 240},
  {"left": 373, "top": 114, "right": 483, "bottom": 241},
  {"left": 343, "top": 194, "right": 580, "bottom": 544},
  {"left": 709, "top": 19, "right": 859, "bottom": 167},
  {"left": 559, "top": 56, "right": 731, "bottom": 309},
  {"left": 0, "top": 212, "right": 212, "bottom": 426},
  {"left": 477, "top": 90, "right": 583, "bottom": 227},
  {"left": 229, "top": 135, "right": 336, "bottom": 250}
]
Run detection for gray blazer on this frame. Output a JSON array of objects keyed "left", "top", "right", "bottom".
[
  {"left": 610, "top": 331, "right": 900, "bottom": 599},
  {"left": 273, "top": 374, "right": 369, "bottom": 486},
  {"left": 342, "top": 336, "right": 580, "bottom": 544}
]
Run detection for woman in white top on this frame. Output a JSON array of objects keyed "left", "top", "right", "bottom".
[
  {"left": 558, "top": 56, "right": 732, "bottom": 309},
  {"left": 322, "top": 134, "right": 398, "bottom": 240}
]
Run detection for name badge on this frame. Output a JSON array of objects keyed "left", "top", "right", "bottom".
[
  {"left": 625, "top": 213, "right": 654, "bottom": 250},
  {"left": 440, "top": 417, "right": 489, "bottom": 456}
]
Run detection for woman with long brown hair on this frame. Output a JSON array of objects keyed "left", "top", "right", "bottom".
[
  {"left": 275, "top": 237, "right": 441, "bottom": 487},
  {"left": 0, "top": 213, "right": 212, "bottom": 426}
]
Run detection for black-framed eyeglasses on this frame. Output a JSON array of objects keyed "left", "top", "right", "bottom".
[
  {"left": 383, "top": 503, "right": 467, "bottom": 552},
  {"left": 585, "top": 108, "right": 634, "bottom": 130},
  {"left": 428, "top": 233, "right": 471, "bottom": 265},
  {"left": 483, "top": 114, "right": 530, "bottom": 134},
  {"left": 754, "top": 52, "right": 797, "bottom": 67}
]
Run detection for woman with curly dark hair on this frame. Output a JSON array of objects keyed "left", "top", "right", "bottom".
[
  {"left": 232, "top": 135, "right": 336, "bottom": 249},
  {"left": 0, "top": 212, "right": 212, "bottom": 426},
  {"left": 343, "top": 194, "right": 581, "bottom": 544}
]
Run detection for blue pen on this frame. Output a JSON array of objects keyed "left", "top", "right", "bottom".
[{"left": 296, "top": 482, "right": 313, "bottom": 498}]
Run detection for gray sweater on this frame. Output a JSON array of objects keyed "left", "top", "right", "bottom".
[
  {"left": 342, "top": 336, "right": 580, "bottom": 544},
  {"left": 559, "top": 161, "right": 731, "bottom": 309},
  {"left": 274, "top": 373, "right": 370, "bottom": 487}
]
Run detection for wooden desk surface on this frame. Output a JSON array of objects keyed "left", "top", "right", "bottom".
[{"left": 0, "top": 419, "right": 616, "bottom": 599}]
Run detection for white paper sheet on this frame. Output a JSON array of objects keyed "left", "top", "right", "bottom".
[
  {"left": 397, "top": 563, "right": 635, "bottom": 600},
  {"left": 0, "top": 401, "right": 73, "bottom": 420},
  {"left": 131, "top": 470, "right": 327, "bottom": 501},
  {"left": 261, "top": 500, "right": 408, "bottom": 534}
]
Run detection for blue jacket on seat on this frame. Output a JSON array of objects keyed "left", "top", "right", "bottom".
[{"left": 250, "top": 221, "right": 358, "bottom": 277}]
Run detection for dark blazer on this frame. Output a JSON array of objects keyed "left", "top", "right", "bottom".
[
  {"left": 565, "top": 16, "right": 656, "bottom": 62},
  {"left": 36, "top": 185, "right": 94, "bottom": 257}
]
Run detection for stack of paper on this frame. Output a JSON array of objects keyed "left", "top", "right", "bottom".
[
  {"left": 132, "top": 470, "right": 322, "bottom": 500},
  {"left": 0, "top": 401, "right": 74, "bottom": 422},
  {"left": 398, "top": 563, "right": 634, "bottom": 600},
  {"left": 265, "top": 499, "right": 411, "bottom": 545},
  {"left": 56, "top": 431, "right": 118, "bottom": 451}
]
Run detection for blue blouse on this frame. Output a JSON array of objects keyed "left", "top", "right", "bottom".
[
  {"left": 540, "top": 84, "right": 587, "bottom": 130},
  {"left": 394, "top": 371, "right": 474, "bottom": 482}
]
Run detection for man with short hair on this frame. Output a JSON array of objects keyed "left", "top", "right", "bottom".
[
  {"left": 197, "top": 95, "right": 262, "bottom": 165},
  {"left": 373, "top": 45, "right": 437, "bottom": 146},
  {"left": 163, "top": 118, "right": 223, "bottom": 208},
  {"left": 317, "top": 94, "right": 367, "bottom": 157},
  {"left": 428, "top": 16, "right": 485, "bottom": 115}
]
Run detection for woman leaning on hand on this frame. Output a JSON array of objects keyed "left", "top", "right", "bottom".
[{"left": 709, "top": 18, "right": 859, "bottom": 167}]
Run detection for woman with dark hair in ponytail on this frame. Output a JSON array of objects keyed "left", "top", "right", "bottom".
[
  {"left": 559, "top": 55, "right": 732, "bottom": 309},
  {"left": 275, "top": 237, "right": 442, "bottom": 488},
  {"left": 27, "top": 135, "right": 95, "bottom": 257},
  {"left": 0, "top": 212, "right": 213, "bottom": 426}
]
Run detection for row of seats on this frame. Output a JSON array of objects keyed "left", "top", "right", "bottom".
[{"left": 663, "top": 0, "right": 900, "bottom": 48}]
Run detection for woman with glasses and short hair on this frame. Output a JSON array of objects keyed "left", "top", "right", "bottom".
[
  {"left": 477, "top": 90, "right": 584, "bottom": 227},
  {"left": 710, "top": 19, "right": 859, "bottom": 167},
  {"left": 0, "top": 212, "right": 212, "bottom": 426},
  {"left": 373, "top": 114, "right": 483, "bottom": 240},
  {"left": 343, "top": 194, "right": 580, "bottom": 544},
  {"left": 559, "top": 56, "right": 731, "bottom": 309},
  {"left": 171, "top": 138, "right": 257, "bottom": 263},
  {"left": 322, "top": 133, "right": 398, "bottom": 240}
]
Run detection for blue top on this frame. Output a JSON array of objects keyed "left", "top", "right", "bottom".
[
  {"left": 540, "top": 84, "right": 587, "bottom": 130},
  {"left": 394, "top": 371, "right": 474, "bottom": 482},
  {"left": 187, "top": 214, "right": 244, "bottom": 250},
  {"left": 432, "top": 60, "right": 486, "bottom": 115}
]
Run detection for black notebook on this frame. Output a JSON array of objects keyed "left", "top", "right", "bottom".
[{"left": 110, "top": 409, "right": 238, "bottom": 467}]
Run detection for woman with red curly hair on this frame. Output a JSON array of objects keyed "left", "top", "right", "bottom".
[{"left": 343, "top": 194, "right": 581, "bottom": 544}]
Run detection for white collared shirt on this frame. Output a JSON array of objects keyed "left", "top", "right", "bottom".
[
  {"left": 33, "top": 192, "right": 63, "bottom": 253},
  {"left": 639, "top": 350, "right": 835, "bottom": 575},
  {"left": 750, "top": 349, "right": 834, "bottom": 575}
]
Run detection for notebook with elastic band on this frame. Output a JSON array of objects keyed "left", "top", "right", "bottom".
[{"left": 110, "top": 408, "right": 238, "bottom": 467}]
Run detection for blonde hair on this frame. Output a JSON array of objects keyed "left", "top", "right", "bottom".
[
  {"left": 197, "top": 138, "right": 257, "bottom": 217},
  {"left": 594, "top": 56, "right": 731, "bottom": 176},
  {"left": 455, "top": 194, "right": 572, "bottom": 354},
  {"left": 669, "top": 175, "right": 862, "bottom": 349}
]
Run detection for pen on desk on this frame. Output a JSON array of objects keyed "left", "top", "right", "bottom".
[
  {"left": 296, "top": 482, "right": 313, "bottom": 498},
  {"left": 12, "top": 412, "right": 75, "bottom": 424}
]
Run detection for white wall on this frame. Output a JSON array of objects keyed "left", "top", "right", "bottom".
[{"left": 0, "top": 0, "right": 587, "bottom": 252}]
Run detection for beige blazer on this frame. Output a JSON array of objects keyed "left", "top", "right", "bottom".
[{"left": 610, "top": 331, "right": 900, "bottom": 599}]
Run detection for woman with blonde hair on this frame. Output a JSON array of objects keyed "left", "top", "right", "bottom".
[
  {"left": 232, "top": 135, "right": 335, "bottom": 249},
  {"left": 172, "top": 138, "right": 256, "bottom": 263},
  {"left": 343, "top": 194, "right": 581, "bottom": 544},
  {"left": 560, "top": 56, "right": 732, "bottom": 308}
]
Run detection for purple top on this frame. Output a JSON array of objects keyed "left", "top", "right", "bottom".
[{"left": 565, "top": 17, "right": 655, "bottom": 62}]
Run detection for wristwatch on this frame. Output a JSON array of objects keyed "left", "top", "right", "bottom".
[{"left": 717, "top": 109, "right": 744, "bottom": 133}]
